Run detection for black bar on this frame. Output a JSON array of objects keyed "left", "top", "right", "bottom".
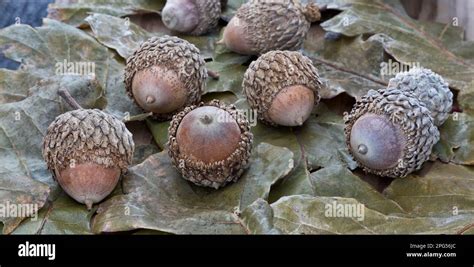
[{"left": 0, "top": 235, "right": 472, "bottom": 266}]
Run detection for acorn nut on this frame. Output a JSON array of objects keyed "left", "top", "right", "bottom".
[
  {"left": 242, "top": 50, "right": 322, "bottom": 126},
  {"left": 124, "top": 36, "right": 207, "bottom": 120},
  {"left": 222, "top": 0, "right": 321, "bottom": 55},
  {"left": 388, "top": 67, "right": 453, "bottom": 126},
  {"left": 161, "top": 0, "right": 224, "bottom": 35},
  {"left": 344, "top": 88, "right": 440, "bottom": 178},
  {"left": 167, "top": 100, "right": 253, "bottom": 189},
  {"left": 43, "top": 90, "right": 134, "bottom": 210}
]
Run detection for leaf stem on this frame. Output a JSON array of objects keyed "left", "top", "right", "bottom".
[{"left": 58, "top": 88, "right": 83, "bottom": 110}]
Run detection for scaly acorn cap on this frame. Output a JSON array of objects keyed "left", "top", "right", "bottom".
[
  {"left": 162, "top": 0, "right": 223, "bottom": 35},
  {"left": 242, "top": 50, "right": 322, "bottom": 126},
  {"left": 344, "top": 88, "right": 440, "bottom": 178},
  {"left": 388, "top": 67, "right": 453, "bottom": 126},
  {"left": 167, "top": 100, "right": 253, "bottom": 189},
  {"left": 43, "top": 109, "right": 134, "bottom": 174},
  {"left": 43, "top": 109, "right": 134, "bottom": 208},
  {"left": 124, "top": 36, "right": 207, "bottom": 120},
  {"left": 223, "top": 0, "right": 321, "bottom": 55}
]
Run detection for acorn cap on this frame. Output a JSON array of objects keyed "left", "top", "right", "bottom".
[
  {"left": 242, "top": 50, "right": 322, "bottom": 126},
  {"left": 42, "top": 109, "right": 134, "bottom": 174},
  {"left": 190, "top": 0, "right": 222, "bottom": 35},
  {"left": 167, "top": 100, "right": 253, "bottom": 189},
  {"left": 124, "top": 36, "right": 207, "bottom": 120},
  {"left": 344, "top": 88, "right": 440, "bottom": 178},
  {"left": 229, "top": 0, "right": 320, "bottom": 54},
  {"left": 388, "top": 67, "right": 453, "bottom": 126},
  {"left": 162, "top": 0, "right": 222, "bottom": 35}
]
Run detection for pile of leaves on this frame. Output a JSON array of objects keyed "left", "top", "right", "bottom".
[{"left": 0, "top": 0, "right": 473, "bottom": 235}]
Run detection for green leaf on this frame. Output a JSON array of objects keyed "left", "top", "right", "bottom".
[
  {"left": 11, "top": 193, "right": 94, "bottom": 234},
  {"left": 261, "top": 150, "right": 474, "bottom": 234},
  {"left": 310, "top": 164, "right": 404, "bottom": 214},
  {"left": 296, "top": 103, "right": 356, "bottom": 170},
  {"left": 91, "top": 143, "right": 293, "bottom": 234},
  {"left": 319, "top": 0, "right": 474, "bottom": 93},
  {"left": 384, "top": 161, "right": 474, "bottom": 217},
  {"left": 244, "top": 110, "right": 313, "bottom": 199},
  {"left": 205, "top": 61, "right": 248, "bottom": 97},
  {"left": 0, "top": 69, "right": 42, "bottom": 104},
  {"left": 85, "top": 13, "right": 153, "bottom": 59},
  {"left": 304, "top": 27, "right": 388, "bottom": 99},
  {"left": 0, "top": 19, "right": 140, "bottom": 117},
  {"left": 433, "top": 113, "right": 474, "bottom": 165},
  {"left": 270, "top": 195, "right": 474, "bottom": 234},
  {"left": 182, "top": 33, "right": 220, "bottom": 60},
  {"left": 0, "top": 76, "right": 104, "bottom": 234},
  {"left": 1, "top": 19, "right": 108, "bottom": 77},
  {"left": 240, "top": 198, "right": 281, "bottom": 234},
  {"left": 233, "top": 99, "right": 317, "bottom": 199},
  {"left": 203, "top": 30, "right": 252, "bottom": 97},
  {"left": 238, "top": 144, "right": 294, "bottom": 211},
  {"left": 0, "top": 175, "right": 49, "bottom": 234},
  {"left": 48, "top": 0, "right": 165, "bottom": 27},
  {"left": 458, "top": 81, "right": 474, "bottom": 115},
  {"left": 269, "top": 160, "right": 313, "bottom": 202},
  {"left": 85, "top": 13, "right": 219, "bottom": 60},
  {"left": 145, "top": 119, "right": 169, "bottom": 149}
]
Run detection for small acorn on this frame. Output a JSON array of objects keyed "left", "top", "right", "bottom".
[
  {"left": 167, "top": 100, "right": 253, "bottom": 189},
  {"left": 43, "top": 89, "right": 134, "bottom": 209},
  {"left": 344, "top": 88, "right": 440, "bottom": 178},
  {"left": 221, "top": 0, "right": 321, "bottom": 55},
  {"left": 124, "top": 36, "right": 207, "bottom": 120},
  {"left": 388, "top": 67, "right": 453, "bottom": 126},
  {"left": 161, "top": 0, "right": 223, "bottom": 35},
  {"left": 242, "top": 50, "right": 322, "bottom": 126}
]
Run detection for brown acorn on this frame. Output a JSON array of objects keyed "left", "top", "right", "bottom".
[
  {"left": 124, "top": 36, "right": 207, "bottom": 120},
  {"left": 161, "top": 0, "right": 224, "bottom": 35},
  {"left": 344, "top": 88, "right": 440, "bottom": 178},
  {"left": 42, "top": 89, "right": 134, "bottom": 209},
  {"left": 167, "top": 100, "right": 253, "bottom": 188},
  {"left": 242, "top": 50, "right": 322, "bottom": 126},
  {"left": 221, "top": 0, "right": 321, "bottom": 55}
]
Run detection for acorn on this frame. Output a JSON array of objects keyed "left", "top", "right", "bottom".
[
  {"left": 221, "top": 0, "right": 321, "bottom": 55},
  {"left": 42, "top": 89, "right": 134, "bottom": 209},
  {"left": 388, "top": 67, "right": 453, "bottom": 126},
  {"left": 242, "top": 50, "right": 322, "bottom": 126},
  {"left": 161, "top": 0, "right": 223, "bottom": 35},
  {"left": 344, "top": 88, "right": 440, "bottom": 178},
  {"left": 124, "top": 36, "right": 207, "bottom": 120},
  {"left": 167, "top": 100, "right": 253, "bottom": 189}
]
